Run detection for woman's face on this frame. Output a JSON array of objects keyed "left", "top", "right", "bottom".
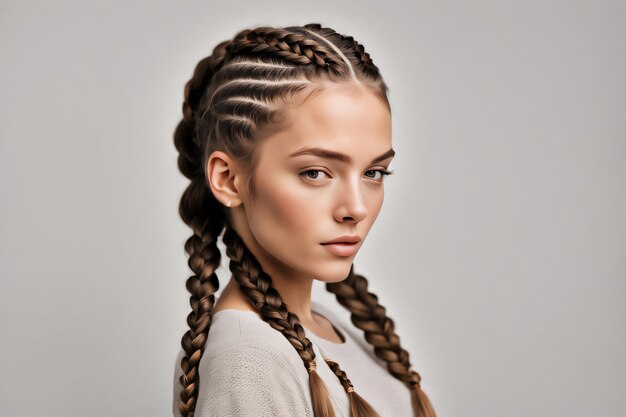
[{"left": 232, "top": 82, "right": 393, "bottom": 283}]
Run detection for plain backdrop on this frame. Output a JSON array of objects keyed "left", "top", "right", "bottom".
[{"left": 1, "top": 1, "right": 624, "bottom": 416}]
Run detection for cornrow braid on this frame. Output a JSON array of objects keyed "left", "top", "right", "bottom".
[
  {"left": 174, "top": 22, "right": 436, "bottom": 417},
  {"left": 303, "top": 23, "right": 380, "bottom": 78},
  {"left": 227, "top": 26, "right": 345, "bottom": 70},
  {"left": 326, "top": 266, "right": 436, "bottom": 417}
]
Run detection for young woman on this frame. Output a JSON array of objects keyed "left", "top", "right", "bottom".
[{"left": 171, "top": 23, "right": 437, "bottom": 417}]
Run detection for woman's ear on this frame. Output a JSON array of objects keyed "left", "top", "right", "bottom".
[{"left": 206, "top": 150, "right": 243, "bottom": 207}]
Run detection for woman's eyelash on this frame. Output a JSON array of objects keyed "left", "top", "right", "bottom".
[
  {"left": 299, "top": 170, "right": 328, "bottom": 180},
  {"left": 377, "top": 169, "right": 394, "bottom": 177}
]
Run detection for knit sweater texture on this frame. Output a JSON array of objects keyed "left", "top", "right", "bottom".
[{"left": 172, "top": 300, "right": 414, "bottom": 416}]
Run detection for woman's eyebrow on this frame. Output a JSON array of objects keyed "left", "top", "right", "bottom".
[{"left": 289, "top": 147, "right": 395, "bottom": 164}]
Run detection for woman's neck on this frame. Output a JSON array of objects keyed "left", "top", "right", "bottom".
[{"left": 214, "top": 275, "right": 316, "bottom": 323}]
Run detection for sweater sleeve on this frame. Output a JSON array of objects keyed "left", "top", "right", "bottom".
[{"left": 172, "top": 339, "right": 312, "bottom": 417}]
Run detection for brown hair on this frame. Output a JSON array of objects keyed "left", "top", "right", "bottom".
[{"left": 174, "top": 23, "right": 436, "bottom": 417}]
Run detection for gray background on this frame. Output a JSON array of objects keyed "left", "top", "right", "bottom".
[{"left": 1, "top": 1, "right": 624, "bottom": 416}]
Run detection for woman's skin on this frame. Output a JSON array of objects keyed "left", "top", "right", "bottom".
[{"left": 208, "top": 81, "right": 394, "bottom": 343}]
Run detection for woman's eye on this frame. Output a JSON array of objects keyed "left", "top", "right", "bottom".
[
  {"left": 365, "top": 169, "right": 394, "bottom": 181},
  {"left": 364, "top": 170, "right": 382, "bottom": 180},
  {"left": 299, "top": 169, "right": 330, "bottom": 181},
  {"left": 300, "top": 169, "right": 394, "bottom": 182}
]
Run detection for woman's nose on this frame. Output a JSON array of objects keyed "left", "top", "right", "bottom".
[{"left": 334, "top": 178, "right": 368, "bottom": 223}]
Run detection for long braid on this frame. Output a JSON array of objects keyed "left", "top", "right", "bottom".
[
  {"left": 174, "top": 39, "right": 232, "bottom": 417},
  {"left": 326, "top": 266, "right": 436, "bottom": 417},
  {"left": 222, "top": 225, "right": 336, "bottom": 417}
]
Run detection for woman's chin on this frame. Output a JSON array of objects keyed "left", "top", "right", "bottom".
[{"left": 313, "top": 261, "right": 355, "bottom": 283}]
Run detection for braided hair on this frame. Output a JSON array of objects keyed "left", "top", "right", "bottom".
[{"left": 174, "top": 23, "right": 436, "bottom": 417}]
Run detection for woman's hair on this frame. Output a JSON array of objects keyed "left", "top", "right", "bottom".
[{"left": 174, "top": 23, "right": 436, "bottom": 417}]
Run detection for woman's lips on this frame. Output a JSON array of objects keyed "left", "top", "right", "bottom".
[{"left": 320, "top": 242, "right": 359, "bottom": 257}]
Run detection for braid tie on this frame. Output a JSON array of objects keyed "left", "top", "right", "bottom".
[
  {"left": 326, "top": 359, "right": 380, "bottom": 417},
  {"left": 325, "top": 359, "right": 354, "bottom": 393}
]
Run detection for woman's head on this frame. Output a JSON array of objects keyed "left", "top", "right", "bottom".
[
  {"left": 208, "top": 81, "right": 394, "bottom": 286},
  {"left": 174, "top": 23, "right": 436, "bottom": 417}
]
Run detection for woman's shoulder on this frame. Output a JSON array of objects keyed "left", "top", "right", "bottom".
[
  {"left": 172, "top": 309, "right": 314, "bottom": 417},
  {"left": 174, "top": 302, "right": 347, "bottom": 376},
  {"left": 175, "top": 307, "right": 312, "bottom": 381}
]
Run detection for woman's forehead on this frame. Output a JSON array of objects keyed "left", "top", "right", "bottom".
[{"left": 260, "top": 85, "right": 392, "bottom": 160}]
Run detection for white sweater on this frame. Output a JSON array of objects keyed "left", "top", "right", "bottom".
[{"left": 171, "top": 300, "right": 415, "bottom": 417}]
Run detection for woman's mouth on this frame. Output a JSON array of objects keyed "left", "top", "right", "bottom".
[{"left": 320, "top": 242, "right": 359, "bottom": 257}]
